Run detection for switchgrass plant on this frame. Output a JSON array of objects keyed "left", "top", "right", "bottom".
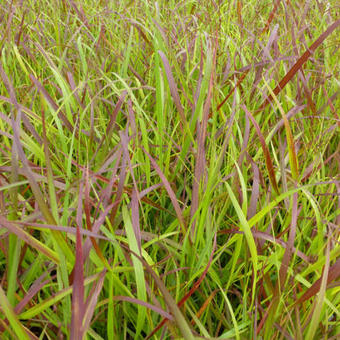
[{"left": 0, "top": 0, "right": 339, "bottom": 339}]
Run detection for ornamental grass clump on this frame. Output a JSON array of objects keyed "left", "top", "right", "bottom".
[{"left": 0, "top": 1, "right": 339, "bottom": 339}]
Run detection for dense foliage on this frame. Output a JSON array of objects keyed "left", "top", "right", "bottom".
[{"left": 0, "top": 0, "right": 339, "bottom": 339}]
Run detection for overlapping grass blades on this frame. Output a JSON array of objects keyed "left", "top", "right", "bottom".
[{"left": 0, "top": 0, "right": 339, "bottom": 339}]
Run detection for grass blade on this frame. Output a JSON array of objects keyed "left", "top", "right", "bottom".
[
  {"left": 82, "top": 269, "right": 106, "bottom": 335},
  {"left": 243, "top": 105, "right": 280, "bottom": 195},
  {"left": 11, "top": 113, "right": 74, "bottom": 263},
  {"left": 263, "top": 79, "right": 299, "bottom": 181},
  {"left": 70, "top": 226, "right": 85, "bottom": 340},
  {"left": 122, "top": 205, "right": 147, "bottom": 338},
  {"left": 0, "top": 216, "right": 60, "bottom": 265},
  {"left": 0, "top": 284, "right": 30, "bottom": 340},
  {"left": 257, "top": 19, "right": 340, "bottom": 112},
  {"left": 158, "top": 50, "right": 186, "bottom": 125},
  {"left": 19, "top": 273, "right": 100, "bottom": 320},
  {"left": 225, "top": 182, "right": 258, "bottom": 304},
  {"left": 143, "top": 148, "right": 186, "bottom": 234},
  {"left": 305, "top": 238, "right": 330, "bottom": 339}
]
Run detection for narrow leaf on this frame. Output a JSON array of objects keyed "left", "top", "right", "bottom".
[
  {"left": 0, "top": 284, "right": 30, "bottom": 340},
  {"left": 257, "top": 19, "right": 340, "bottom": 112},
  {"left": 70, "top": 226, "right": 85, "bottom": 340},
  {"left": 243, "top": 105, "right": 279, "bottom": 195}
]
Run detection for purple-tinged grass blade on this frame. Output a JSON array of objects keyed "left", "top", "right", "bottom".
[
  {"left": 0, "top": 216, "right": 60, "bottom": 265},
  {"left": 278, "top": 192, "right": 299, "bottom": 288},
  {"left": 82, "top": 202, "right": 115, "bottom": 264},
  {"left": 177, "top": 234, "right": 216, "bottom": 307},
  {"left": 143, "top": 148, "right": 186, "bottom": 235},
  {"left": 238, "top": 112, "right": 250, "bottom": 167},
  {"left": 0, "top": 60, "right": 22, "bottom": 304},
  {"left": 105, "top": 91, "right": 127, "bottom": 138},
  {"left": 245, "top": 230, "right": 311, "bottom": 263},
  {"left": 0, "top": 61, "right": 19, "bottom": 110},
  {"left": 190, "top": 43, "right": 216, "bottom": 235},
  {"left": 66, "top": 71, "right": 85, "bottom": 109},
  {"left": 76, "top": 180, "right": 84, "bottom": 230},
  {"left": 297, "top": 71, "right": 316, "bottom": 115},
  {"left": 41, "top": 99, "right": 58, "bottom": 223},
  {"left": 68, "top": 0, "right": 91, "bottom": 30},
  {"left": 17, "top": 221, "right": 112, "bottom": 242},
  {"left": 70, "top": 226, "right": 85, "bottom": 340},
  {"left": 120, "top": 245, "right": 195, "bottom": 340},
  {"left": 158, "top": 50, "right": 186, "bottom": 125},
  {"left": 246, "top": 154, "right": 261, "bottom": 220},
  {"left": 139, "top": 182, "right": 163, "bottom": 199},
  {"left": 0, "top": 0, "right": 16, "bottom": 52},
  {"left": 29, "top": 74, "right": 74, "bottom": 134},
  {"left": 109, "top": 136, "right": 128, "bottom": 226},
  {"left": 82, "top": 269, "right": 106, "bottom": 335},
  {"left": 257, "top": 19, "right": 340, "bottom": 113},
  {"left": 250, "top": 24, "right": 279, "bottom": 99},
  {"left": 84, "top": 166, "right": 93, "bottom": 233},
  {"left": 14, "top": 273, "right": 50, "bottom": 314},
  {"left": 0, "top": 64, "right": 42, "bottom": 144},
  {"left": 321, "top": 87, "right": 340, "bottom": 127},
  {"left": 91, "top": 91, "right": 127, "bottom": 162},
  {"left": 243, "top": 105, "right": 280, "bottom": 195},
  {"left": 19, "top": 273, "right": 102, "bottom": 320},
  {"left": 83, "top": 167, "right": 110, "bottom": 269},
  {"left": 131, "top": 188, "right": 142, "bottom": 254},
  {"left": 190, "top": 290, "right": 218, "bottom": 326},
  {"left": 69, "top": 153, "right": 172, "bottom": 213},
  {"left": 10, "top": 112, "right": 74, "bottom": 262},
  {"left": 216, "top": 70, "right": 249, "bottom": 112},
  {"left": 146, "top": 234, "right": 216, "bottom": 339},
  {"left": 316, "top": 90, "right": 340, "bottom": 117},
  {"left": 114, "top": 296, "right": 173, "bottom": 320},
  {"left": 269, "top": 105, "right": 306, "bottom": 141},
  {"left": 120, "top": 129, "right": 142, "bottom": 253}
]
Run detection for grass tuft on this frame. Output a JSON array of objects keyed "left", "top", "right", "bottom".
[{"left": 0, "top": 0, "right": 339, "bottom": 338}]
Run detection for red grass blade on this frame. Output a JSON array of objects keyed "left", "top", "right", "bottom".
[
  {"left": 260, "top": 0, "right": 280, "bottom": 35},
  {"left": 295, "top": 258, "right": 340, "bottom": 305},
  {"left": 216, "top": 70, "right": 249, "bottom": 112},
  {"left": 257, "top": 19, "right": 340, "bottom": 113},
  {"left": 243, "top": 105, "right": 280, "bottom": 195}
]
